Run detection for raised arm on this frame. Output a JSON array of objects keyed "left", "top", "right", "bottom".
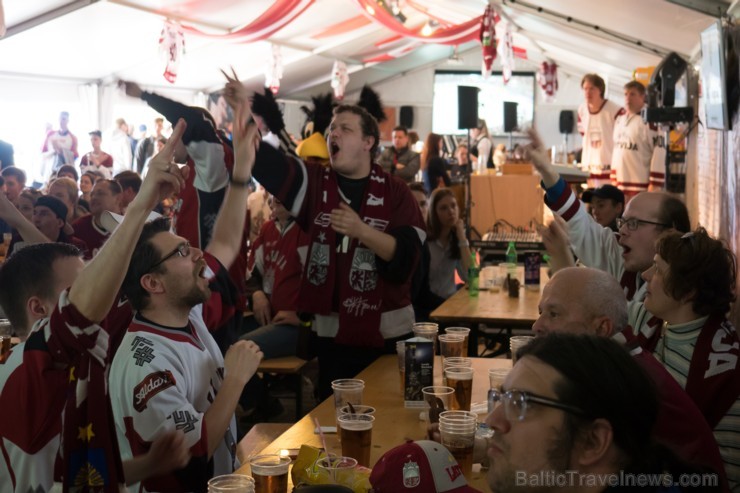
[
  {"left": 205, "top": 101, "right": 256, "bottom": 268},
  {"left": 526, "top": 129, "right": 560, "bottom": 187},
  {"left": 0, "top": 193, "right": 49, "bottom": 245},
  {"left": 67, "top": 120, "right": 188, "bottom": 322}
]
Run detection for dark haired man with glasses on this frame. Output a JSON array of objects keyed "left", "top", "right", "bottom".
[{"left": 485, "top": 334, "right": 721, "bottom": 493}]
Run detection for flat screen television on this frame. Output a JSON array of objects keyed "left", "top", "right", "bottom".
[{"left": 700, "top": 20, "right": 729, "bottom": 130}]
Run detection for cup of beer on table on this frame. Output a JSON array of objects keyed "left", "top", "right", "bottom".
[
  {"left": 422, "top": 385, "right": 454, "bottom": 427},
  {"left": 509, "top": 336, "right": 534, "bottom": 365},
  {"left": 337, "top": 413, "right": 374, "bottom": 467},
  {"left": 207, "top": 474, "right": 255, "bottom": 493},
  {"left": 249, "top": 454, "right": 291, "bottom": 493},
  {"left": 445, "top": 327, "right": 471, "bottom": 357},
  {"left": 331, "top": 379, "right": 364, "bottom": 422},
  {"left": 438, "top": 410, "right": 477, "bottom": 477}
]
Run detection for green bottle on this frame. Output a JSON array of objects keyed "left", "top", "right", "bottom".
[
  {"left": 468, "top": 250, "right": 479, "bottom": 297},
  {"left": 505, "top": 241, "right": 518, "bottom": 265}
]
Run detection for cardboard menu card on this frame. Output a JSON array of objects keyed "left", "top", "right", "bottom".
[{"left": 404, "top": 337, "right": 434, "bottom": 408}]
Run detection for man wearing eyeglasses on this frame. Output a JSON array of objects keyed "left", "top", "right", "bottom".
[
  {"left": 527, "top": 130, "right": 690, "bottom": 348},
  {"left": 109, "top": 110, "right": 264, "bottom": 492},
  {"left": 485, "top": 334, "right": 717, "bottom": 493}
]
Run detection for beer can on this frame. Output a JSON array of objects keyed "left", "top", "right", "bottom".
[{"left": 523, "top": 251, "right": 541, "bottom": 290}]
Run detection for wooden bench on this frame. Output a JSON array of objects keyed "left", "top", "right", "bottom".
[
  {"left": 236, "top": 422, "right": 291, "bottom": 464},
  {"left": 258, "top": 356, "right": 312, "bottom": 420}
]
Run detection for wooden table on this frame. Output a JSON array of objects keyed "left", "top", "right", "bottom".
[
  {"left": 236, "top": 355, "right": 512, "bottom": 491},
  {"left": 430, "top": 275, "right": 545, "bottom": 327},
  {"left": 430, "top": 267, "right": 546, "bottom": 356},
  {"left": 430, "top": 281, "right": 547, "bottom": 328}
]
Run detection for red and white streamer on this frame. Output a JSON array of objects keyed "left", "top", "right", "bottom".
[
  {"left": 159, "top": 20, "right": 186, "bottom": 84},
  {"left": 181, "top": 0, "right": 314, "bottom": 42},
  {"left": 265, "top": 44, "right": 283, "bottom": 94},
  {"left": 354, "top": 0, "right": 481, "bottom": 45},
  {"left": 538, "top": 61, "right": 559, "bottom": 102}
]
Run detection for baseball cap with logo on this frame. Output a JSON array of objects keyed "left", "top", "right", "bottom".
[
  {"left": 35, "top": 195, "right": 68, "bottom": 221},
  {"left": 581, "top": 184, "right": 625, "bottom": 205},
  {"left": 369, "top": 440, "right": 482, "bottom": 492}
]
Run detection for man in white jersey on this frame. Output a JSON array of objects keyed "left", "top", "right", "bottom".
[
  {"left": 110, "top": 105, "right": 263, "bottom": 492},
  {"left": 612, "top": 80, "right": 667, "bottom": 201},
  {"left": 577, "top": 74, "right": 623, "bottom": 187}
]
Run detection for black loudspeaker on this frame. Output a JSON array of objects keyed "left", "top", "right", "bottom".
[
  {"left": 399, "top": 106, "right": 414, "bottom": 128},
  {"left": 503, "top": 102, "right": 518, "bottom": 132},
  {"left": 559, "top": 110, "right": 575, "bottom": 134},
  {"left": 457, "top": 86, "right": 479, "bottom": 129}
]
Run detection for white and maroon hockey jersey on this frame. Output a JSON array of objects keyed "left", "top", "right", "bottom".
[
  {"left": 577, "top": 100, "right": 624, "bottom": 186},
  {"left": 109, "top": 252, "right": 239, "bottom": 493},
  {"left": 611, "top": 112, "right": 666, "bottom": 193}
]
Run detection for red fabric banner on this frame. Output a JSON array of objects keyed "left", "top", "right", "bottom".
[
  {"left": 353, "top": 0, "right": 481, "bottom": 45},
  {"left": 181, "top": 0, "right": 315, "bottom": 41}
]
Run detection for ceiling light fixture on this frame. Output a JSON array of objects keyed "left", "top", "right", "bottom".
[
  {"left": 421, "top": 19, "right": 439, "bottom": 36},
  {"left": 378, "top": 0, "right": 407, "bottom": 24}
]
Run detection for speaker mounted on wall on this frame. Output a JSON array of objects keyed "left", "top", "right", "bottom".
[
  {"left": 399, "top": 106, "right": 414, "bottom": 128},
  {"left": 559, "top": 110, "right": 575, "bottom": 134},
  {"left": 457, "top": 86, "right": 479, "bottom": 129}
]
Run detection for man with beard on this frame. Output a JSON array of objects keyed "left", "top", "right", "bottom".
[
  {"left": 486, "top": 334, "right": 719, "bottom": 493},
  {"left": 527, "top": 130, "right": 689, "bottom": 348},
  {"left": 109, "top": 106, "right": 263, "bottom": 492}
]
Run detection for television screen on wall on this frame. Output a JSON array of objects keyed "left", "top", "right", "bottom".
[
  {"left": 432, "top": 71, "right": 535, "bottom": 135},
  {"left": 700, "top": 20, "right": 729, "bottom": 131}
]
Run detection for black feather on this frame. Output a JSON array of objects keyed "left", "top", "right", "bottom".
[
  {"left": 251, "top": 88, "right": 285, "bottom": 133},
  {"left": 358, "top": 84, "right": 386, "bottom": 122},
  {"left": 313, "top": 92, "right": 335, "bottom": 135}
]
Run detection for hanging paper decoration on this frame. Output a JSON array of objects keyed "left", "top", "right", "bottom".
[
  {"left": 331, "top": 60, "right": 349, "bottom": 100},
  {"left": 538, "top": 61, "right": 559, "bottom": 102},
  {"left": 480, "top": 5, "right": 497, "bottom": 79},
  {"left": 265, "top": 44, "right": 284, "bottom": 94},
  {"left": 498, "top": 20, "right": 515, "bottom": 84},
  {"left": 159, "top": 20, "right": 186, "bottom": 84}
]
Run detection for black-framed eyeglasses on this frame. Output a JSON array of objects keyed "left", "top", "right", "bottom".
[
  {"left": 147, "top": 241, "right": 190, "bottom": 272},
  {"left": 488, "top": 388, "right": 586, "bottom": 421},
  {"left": 616, "top": 217, "right": 671, "bottom": 231}
]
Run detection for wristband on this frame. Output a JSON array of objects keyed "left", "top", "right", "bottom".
[{"left": 230, "top": 177, "right": 251, "bottom": 187}]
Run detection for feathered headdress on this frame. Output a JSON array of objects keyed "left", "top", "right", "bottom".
[
  {"left": 300, "top": 92, "right": 334, "bottom": 140},
  {"left": 251, "top": 88, "right": 296, "bottom": 156},
  {"left": 357, "top": 84, "right": 386, "bottom": 123}
]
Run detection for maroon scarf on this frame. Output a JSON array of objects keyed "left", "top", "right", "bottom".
[
  {"left": 45, "top": 290, "right": 132, "bottom": 492},
  {"left": 684, "top": 314, "right": 740, "bottom": 429},
  {"left": 298, "top": 164, "right": 392, "bottom": 348}
]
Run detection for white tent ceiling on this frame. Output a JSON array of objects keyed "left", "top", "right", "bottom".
[{"left": 0, "top": 0, "right": 728, "bottom": 99}]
